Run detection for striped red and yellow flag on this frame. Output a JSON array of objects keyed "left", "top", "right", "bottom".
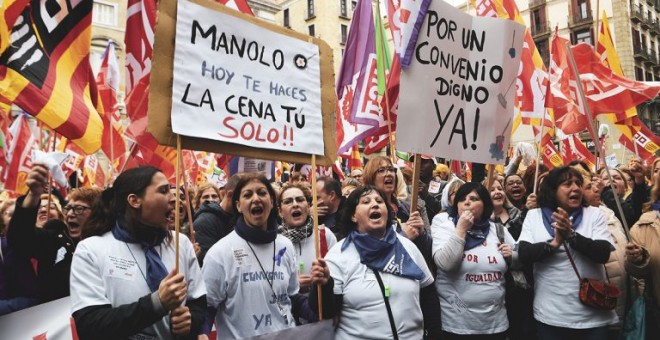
[
  {"left": 0, "top": 0, "right": 102, "bottom": 154},
  {"left": 596, "top": 11, "right": 659, "bottom": 158}
]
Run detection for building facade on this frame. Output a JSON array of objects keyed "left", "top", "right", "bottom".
[{"left": 273, "top": 0, "right": 356, "bottom": 72}]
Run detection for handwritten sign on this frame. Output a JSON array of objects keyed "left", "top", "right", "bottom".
[
  {"left": 170, "top": 0, "right": 323, "bottom": 155},
  {"left": 397, "top": 0, "right": 524, "bottom": 164}
]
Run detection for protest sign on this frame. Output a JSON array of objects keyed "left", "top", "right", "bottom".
[
  {"left": 397, "top": 0, "right": 525, "bottom": 164},
  {"left": 149, "top": 0, "right": 337, "bottom": 166}
]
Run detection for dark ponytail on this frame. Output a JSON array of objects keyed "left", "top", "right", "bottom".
[{"left": 81, "top": 166, "right": 162, "bottom": 239}]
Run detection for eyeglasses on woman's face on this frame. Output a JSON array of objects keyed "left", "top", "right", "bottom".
[
  {"left": 63, "top": 205, "right": 91, "bottom": 216},
  {"left": 376, "top": 166, "right": 397, "bottom": 175}
]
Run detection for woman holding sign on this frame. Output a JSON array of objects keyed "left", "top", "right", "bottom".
[
  {"left": 201, "top": 173, "right": 328, "bottom": 339},
  {"left": 70, "top": 167, "right": 207, "bottom": 340},
  {"left": 431, "top": 182, "right": 515, "bottom": 339}
]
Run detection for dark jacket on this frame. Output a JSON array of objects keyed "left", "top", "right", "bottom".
[
  {"left": 193, "top": 201, "right": 233, "bottom": 264},
  {"left": 7, "top": 196, "right": 76, "bottom": 303},
  {"left": 0, "top": 235, "right": 39, "bottom": 315},
  {"left": 601, "top": 182, "right": 649, "bottom": 228}
]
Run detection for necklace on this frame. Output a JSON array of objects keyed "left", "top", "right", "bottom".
[
  {"left": 124, "top": 242, "right": 152, "bottom": 292},
  {"left": 245, "top": 240, "right": 289, "bottom": 324}
]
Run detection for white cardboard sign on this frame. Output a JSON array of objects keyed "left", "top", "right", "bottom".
[
  {"left": 171, "top": 0, "right": 324, "bottom": 155},
  {"left": 397, "top": 0, "right": 525, "bottom": 164}
]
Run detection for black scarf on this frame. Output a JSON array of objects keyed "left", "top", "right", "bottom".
[{"left": 234, "top": 215, "right": 278, "bottom": 244}]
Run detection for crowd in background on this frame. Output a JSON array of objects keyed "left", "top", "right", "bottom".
[{"left": 0, "top": 153, "right": 659, "bottom": 340}]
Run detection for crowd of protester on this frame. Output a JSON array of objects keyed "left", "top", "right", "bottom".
[{"left": 0, "top": 153, "right": 659, "bottom": 340}]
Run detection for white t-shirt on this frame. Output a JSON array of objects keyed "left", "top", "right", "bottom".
[
  {"left": 202, "top": 231, "right": 299, "bottom": 340},
  {"left": 70, "top": 230, "right": 206, "bottom": 340},
  {"left": 431, "top": 213, "right": 514, "bottom": 334},
  {"left": 325, "top": 233, "right": 433, "bottom": 340},
  {"left": 518, "top": 207, "right": 618, "bottom": 329},
  {"left": 290, "top": 226, "right": 337, "bottom": 277}
]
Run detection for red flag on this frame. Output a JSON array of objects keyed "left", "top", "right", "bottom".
[
  {"left": 0, "top": 0, "right": 103, "bottom": 154},
  {"left": 1, "top": 114, "right": 36, "bottom": 193},
  {"left": 560, "top": 135, "right": 596, "bottom": 170},
  {"left": 364, "top": 54, "right": 400, "bottom": 155},
  {"left": 96, "top": 42, "right": 127, "bottom": 170},
  {"left": 547, "top": 36, "right": 660, "bottom": 136},
  {"left": 450, "top": 160, "right": 462, "bottom": 176},
  {"left": 216, "top": 0, "right": 254, "bottom": 15},
  {"left": 541, "top": 134, "right": 563, "bottom": 169},
  {"left": 81, "top": 155, "right": 105, "bottom": 187}
]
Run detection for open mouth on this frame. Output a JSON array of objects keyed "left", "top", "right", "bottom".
[
  {"left": 383, "top": 177, "right": 394, "bottom": 185},
  {"left": 568, "top": 193, "right": 581, "bottom": 203},
  {"left": 369, "top": 211, "right": 383, "bottom": 220},
  {"left": 250, "top": 206, "right": 265, "bottom": 216},
  {"left": 291, "top": 210, "right": 302, "bottom": 218}
]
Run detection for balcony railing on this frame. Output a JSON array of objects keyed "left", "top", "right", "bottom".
[
  {"left": 650, "top": 20, "right": 660, "bottom": 35},
  {"left": 631, "top": 4, "right": 644, "bottom": 23},
  {"left": 531, "top": 21, "right": 552, "bottom": 37},
  {"left": 634, "top": 45, "right": 649, "bottom": 61},
  {"left": 641, "top": 13, "right": 652, "bottom": 28},
  {"left": 649, "top": 50, "right": 658, "bottom": 64}
]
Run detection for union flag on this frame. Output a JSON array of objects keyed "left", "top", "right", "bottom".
[{"left": 0, "top": 0, "right": 103, "bottom": 154}]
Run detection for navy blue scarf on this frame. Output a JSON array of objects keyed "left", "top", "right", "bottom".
[
  {"left": 651, "top": 201, "right": 660, "bottom": 212},
  {"left": 541, "top": 207, "right": 584, "bottom": 237},
  {"left": 452, "top": 216, "right": 491, "bottom": 250},
  {"left": 234, "top": 215, "right": 278, "bottom": 244},
  {"left": 112, "top": 220, "right": 168, "bottom": 293},
  {"left": 342, "top": 227, "right": 425, "bottom": 280}
]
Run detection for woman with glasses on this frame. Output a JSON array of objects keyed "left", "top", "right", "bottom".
[
  {"left": 431, "top": 182, "right": 515, "bottom": 339},
  {"left": 8, "top": 165, "right": 101, "bottom": 303},
  {"left": 277, "top": 183, "right": 336, "bottom": 320},
  {"left": 504, "top": 174, "right": 527, "bottom": 211}
]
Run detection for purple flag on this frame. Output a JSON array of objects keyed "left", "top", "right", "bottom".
[{"left": 335, "top": 0, "right": 380, "bottom": 154}]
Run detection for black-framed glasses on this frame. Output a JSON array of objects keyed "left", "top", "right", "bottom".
[
  {"left": 505, "top": 180, "right": 523, "bottom": 186},
  {"left": 63, "top": 205, "right": 91, "bottom": 216},
  {"left": 281, "top": 196, "right": 308, "bottom": 206},
  {"left": 376, "top": 166, "right": 397, "bottom": 175}
]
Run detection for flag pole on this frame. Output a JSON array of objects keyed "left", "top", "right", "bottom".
[
  {"left": 373, "top": 0, "right": 396, "bottom": 162},
  {"left": 182, "top": 168, "right": 196, "bottom": 243},
  {"left": 46, "top": 131, "right": 57, "bottom": 212},
  {"left": 410, "top": 155, "right": 421, "bottom": 212},
  {"left": 310, "top": 153, "right": 323, "bottom": 319},
  {"left": 118, "top": 142, "right": 138, "bottom": 174},
  {"left": 565, "top": 41, "right": 630, "bottom": 239},
  {"left": 175, "top": 134, "right": 182, "bottom": 273},
  {"left": 532, "top": 109, "right": 547, "bottom": 195}
]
